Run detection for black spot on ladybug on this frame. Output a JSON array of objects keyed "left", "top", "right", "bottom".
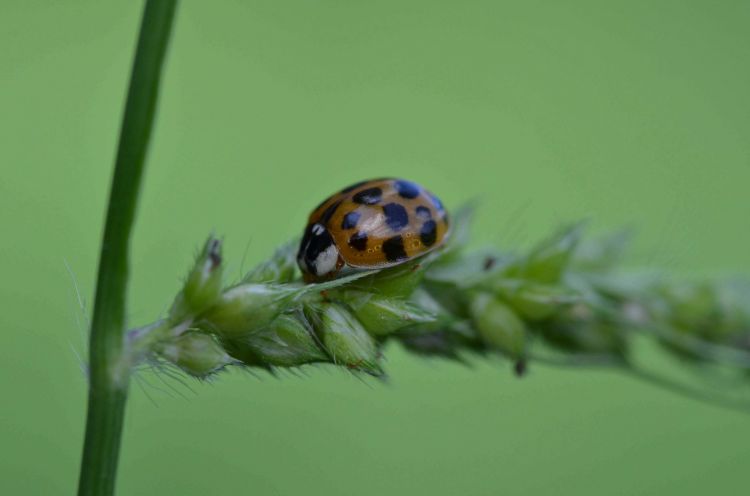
[
  {"left": 394, "top": 180, "right": 420, "bottom": 199},
  {"left": 341, "top": 211, "right": 361, "bottom": 230},
  {"left": 298, "top": 226, "right": 313, "bottom": 254},
  {"left": 383, "top": 235, "right": 408, "bottom": 262},
  {"left": 348, "top": 231, "right": 368, "bottom": 251},
  {"left": 340, "top": 180, "right": 369, "bottom": 194},
  {"left": 353, "top": 187, "right": 382, "bottom": 205},
  {"left": 320, "top": 200, "right": 342, "bottom": 225},
  {"left": 415, "top": 205, "right": 432, "bottom": 220},
  {"left": 382, "top": 203, "right": 409, "bottom": 231},
  {"left": 420, "top": 220, "right": 437, "bottom": 247}
]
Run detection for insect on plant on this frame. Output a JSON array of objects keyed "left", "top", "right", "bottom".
[
  {"left": 297, "top": 178, "right": 450, "bottom": 281},
  {"left": 76, "top": 2, "right": 750, "bottom": 496}
]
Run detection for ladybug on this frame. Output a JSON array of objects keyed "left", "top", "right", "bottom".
[{"left": 297, "top": 178, "right": 449, "bottom": 282}]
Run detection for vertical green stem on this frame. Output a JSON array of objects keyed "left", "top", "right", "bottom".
[{"left": 78, "top": 2, "right": 177, "bottom": 495}]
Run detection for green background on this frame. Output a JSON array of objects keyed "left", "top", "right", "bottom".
[{"left": 1, "top": 1, "right": 748, "bottom": 494}]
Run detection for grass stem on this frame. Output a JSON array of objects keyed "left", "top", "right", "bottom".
[{"left": 77, "top": 2, "right": 177, "bottom": 494}]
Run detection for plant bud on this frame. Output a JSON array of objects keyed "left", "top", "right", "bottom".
[
  {"left": 652, "top": 282, "right": 746, "bottom": 360},
  {"left": 517, "top": 223, "right": 583, "bottom": 283},
  {"left": 239, "top": 314, "right": 327, "bottom": 366},
  {"left": 545, "top": 319, "right": 627, "bottom": 356},
  {"left": 661, "top": 283, "right": 719, "bottom": 336},
  {"left": 201, "top": 283, "right": 301, "bottom": 338},
  {"left": 244, "top": 241, "right": 298, "bottom": 284},
  {"left": 717, "top": 283, "right": 750, "bottom": 341},
  {"left": 307, "top": 303, "right": 381, "bottom": 375},
  {"left": 158, "top": 331, "right": 233, "bottom": 378},
  {"left": 409, "top": 287, "right": 447, "bottom": 316},
  {"left": 346, "top": 291, "right": 437, "bottom": 337},
  {"left": 170, "top": 237, "right": 224, "bottom": 321},
  {"left": 469, "top": 292, "right": 526, "bottom": 359},
  {"left": 497, "top": 282, "right": 581, "bottom": 321}
]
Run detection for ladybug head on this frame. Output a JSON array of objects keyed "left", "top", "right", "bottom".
[{"left": 297, "top": 223, "right": 343, "bottom": 281}]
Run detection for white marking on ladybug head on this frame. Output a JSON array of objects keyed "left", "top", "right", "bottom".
[
  {"left": 312, "top": 223, "right": 325, "bottom": 236},
  {"left": 313, "top": 244, "right": 339, "bottom": 276}
]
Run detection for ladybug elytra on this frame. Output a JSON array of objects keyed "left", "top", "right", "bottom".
[{"left": 297, "top": 178, "right": 449, "bottom": 282}]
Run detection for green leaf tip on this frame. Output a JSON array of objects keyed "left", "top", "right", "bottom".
[
  {"left": 307, "top": 302, "right": 382, "bottom": 376},
  {"left": 469, "top": 292, "right": 527, "bottom": 359},
  {"left": 170, "top": 237, "right": 224, "bottom": 321},
  {"left": 346, "top": 291, "right": 437, "bottom": 337},
  {"left": 157, "top": 331, "right": 234, "bottom": 378},
  {"left": 518, "top": 222, "right": 585, "bottom": 283},
  {"left": 229, "top": 313, "right": 327, "bottom": 367}
]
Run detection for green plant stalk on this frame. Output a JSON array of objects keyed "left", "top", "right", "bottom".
[
  {"left": 78, "top": 2, "right": 177, "bottom": 495},
  {"left": 124, "top": 219, "right": 750, "bottom": 415}
]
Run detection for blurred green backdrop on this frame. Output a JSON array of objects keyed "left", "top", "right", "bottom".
[{"left": 1, "top": 1, "right": 748, "bottom": 494}]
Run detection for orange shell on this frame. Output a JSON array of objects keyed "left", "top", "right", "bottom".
[{"left": 303, "top": 178, "right": 449, "bottom": 276}]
